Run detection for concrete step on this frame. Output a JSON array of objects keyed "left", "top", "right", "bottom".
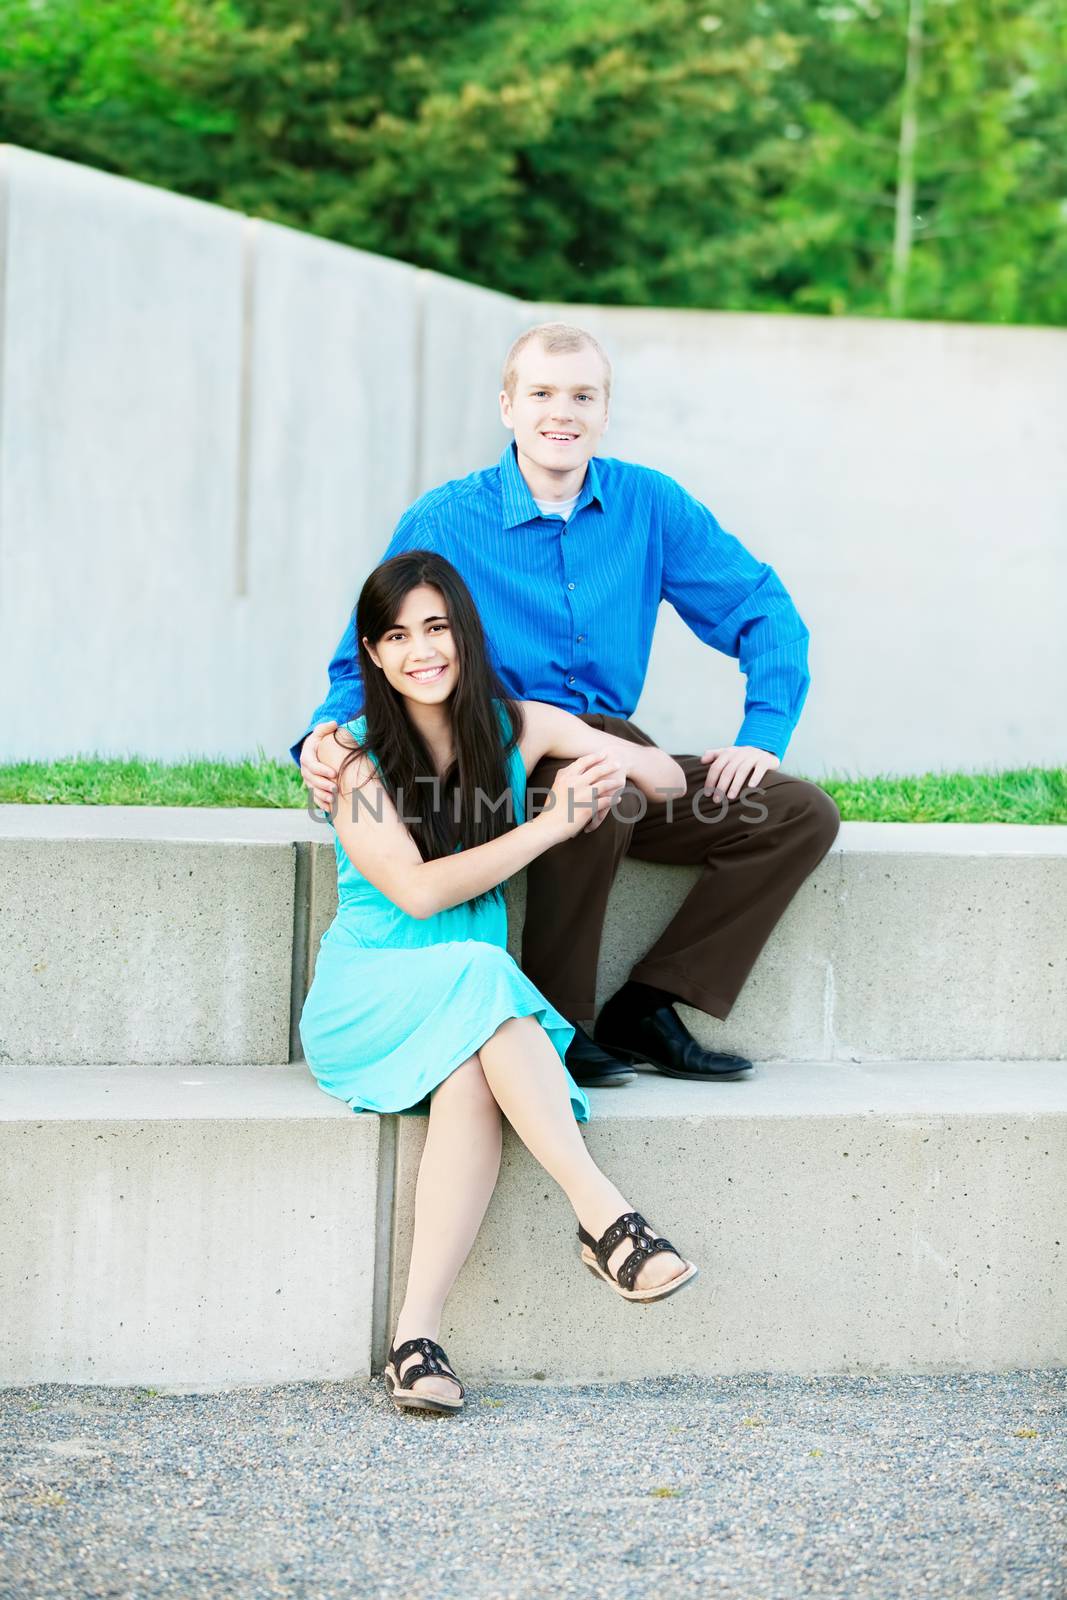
[
  {"left": 392, "top": 1061, "right": 1067, "bottom": 1382},
  {"left": 0, "top": 1063, "right": 380, "bottom": 1386},
  {"left": 2, "top": 1059, "right": 1063, "bottom": 1386},
  {"left": 2, "top": 806, "right": 1065, "bottom": 1065},
  {"left": 0, "top": 810, "right": 303, "bottom": 1066}
]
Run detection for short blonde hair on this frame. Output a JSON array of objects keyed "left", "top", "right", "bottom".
[{"left": 502, "top": 322, "right": 612, "bottom": 402}]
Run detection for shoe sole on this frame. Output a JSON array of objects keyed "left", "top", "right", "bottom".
[
  {"left": 569, "top": 1070, "right": 637, "bottom": 1088},
  {"left": 383, "top": 1365, "right": 464, "bottom": 1414},
  {"left": 581, "top": 1248, "right": 699, "bottom": 1303},
  {"left": 598, "top": 1042, "right": 753, "bottom": 1081}
]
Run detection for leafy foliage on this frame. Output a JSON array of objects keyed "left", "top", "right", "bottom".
[{"left": 0, "top": 0, "right": 1062, "bottom": 321}]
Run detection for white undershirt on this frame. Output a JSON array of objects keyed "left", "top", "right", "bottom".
[{"left": 533, "top": 492, "right": 580, "bottom": 523}]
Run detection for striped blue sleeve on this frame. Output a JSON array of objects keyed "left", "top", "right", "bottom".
[
  {"left": 289, "top": 504, "right": 440, "bottom": 766},
  {"left": 658, "top": 477, "right": 810, "bottom": 760}
]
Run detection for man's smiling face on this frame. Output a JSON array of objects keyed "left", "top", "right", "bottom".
[{"left": 499, "top": 341, "right": 610, "bottom": 480}]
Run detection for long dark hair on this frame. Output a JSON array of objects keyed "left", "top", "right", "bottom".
[{"left": 337, "top": 551, "right": 524, "bottom": 862}]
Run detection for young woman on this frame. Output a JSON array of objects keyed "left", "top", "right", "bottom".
[{"left": 299, "top": 550, "right": 697, "bottom": 1414}]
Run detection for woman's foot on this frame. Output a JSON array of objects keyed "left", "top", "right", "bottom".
[
  {"left": 605, "top": 1232, "right": 688, "bottom": 1292},
  {"left": 389, "top": 1325, "right": 463, "bottom": 1405},
  {"left": 578, "top": 1203, "right": 696, "bottom": 1299},
  {"left": 616, "top": 1238, "right": 688, "bottom": 1292}
]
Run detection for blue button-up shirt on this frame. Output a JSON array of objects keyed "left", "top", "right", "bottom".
[{"left": 294, "top": 442, "right": 810, "bottom": 763}]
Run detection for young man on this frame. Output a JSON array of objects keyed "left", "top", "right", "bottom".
[{"left": 295, "top": 323, "right": 840, "bottom": 1089}]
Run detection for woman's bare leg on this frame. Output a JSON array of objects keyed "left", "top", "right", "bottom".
[
  {"left": 391, "top": 1056, "right": 502, "bottom": 1400},
  {"left": 478, "top": 1016, "right": 687, "bottom": 1292}
]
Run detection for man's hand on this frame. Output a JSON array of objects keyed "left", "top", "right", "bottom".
[
  {"left": 300, "top": 720, "right": 340, "bottom": 812},
  {"left": 700, "top": 744, "right": 780, "bottom": 801}
]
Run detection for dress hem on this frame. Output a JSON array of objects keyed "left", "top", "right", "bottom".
[{"left": 307, "top": 997, "right": 588, "bottom": 1123}]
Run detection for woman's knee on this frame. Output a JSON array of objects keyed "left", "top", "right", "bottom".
[{"left": 482, "top": 1013, "right": 541, "bottom": 1053}]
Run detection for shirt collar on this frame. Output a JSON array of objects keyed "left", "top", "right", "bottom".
[{"left": 498, "top": 441, "right": 606, "bottom": 529}]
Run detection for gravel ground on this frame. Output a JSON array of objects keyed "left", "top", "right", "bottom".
[{"left": 1, "top": 1371, "right": 1064, "bottom": 1600}]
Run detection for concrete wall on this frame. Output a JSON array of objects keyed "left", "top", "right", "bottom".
[
  {"left": 238, "top": 225, "right": 423, "bottom": 756},
  {"left": 541, "top": 306, "right": 1067, "bottom": 777},
  {"left": 0, "top": 149, "right": 244, "bottom": 759},
  {"left": 2, "top": 146, "right": 1064, "bottom": 774}
]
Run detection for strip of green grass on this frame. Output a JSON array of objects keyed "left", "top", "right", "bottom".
[
  {"left": 0, "top": 756, "right": 306, "bottom": 809},
  {"left": 0, "top": 758, "right": 1064, "bottom": 823},
  {"left": 817, "top": 767, "right": 1067, "bottom": 824}
]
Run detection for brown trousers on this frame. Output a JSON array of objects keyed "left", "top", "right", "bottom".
[{"left": 523, "top": 715, "right": 841, "bottom": 1023}]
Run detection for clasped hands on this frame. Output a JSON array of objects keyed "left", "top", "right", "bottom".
[
  {"left": 568, "top": 743, "right": 780, "bottom": 832},
  {"left": 301, "top": 723, "right": 779, "bottom": 824}
]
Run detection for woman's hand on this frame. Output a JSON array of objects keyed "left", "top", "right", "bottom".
[
  {"left": 538, "top": 752, "right": 626, "bottom": 841},
  {"left": 300, "top": 721, "right": 340, "bottom": 812}
]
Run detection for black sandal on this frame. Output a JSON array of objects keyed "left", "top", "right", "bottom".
[
  {"left": 383, "top": 1337, "right": 465, "bottom": 1414},
  {"left": 578, "top": 1211, "right": 698, "bottom": 1303}
]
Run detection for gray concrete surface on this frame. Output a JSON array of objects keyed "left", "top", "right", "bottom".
[
  {"left": 389, "top": 1063, "right": 1067, "bottom": 1383},
  {"left": 4, "top": 1062, "right": 1063, "bottom": 1388},
  {"left": 2, "top": 147, "right": 1065, "bottom": 774},
  {"left": 827, "top": 850, "right": 1067, "bottom": 1061},
  {"left": 0, "top": 146, "right": 246, "bottom": 763},
  {"left": 0, "top": 1372, "right": 1063, "bottom": 1599},
  {"left": 0, "top": 838, "right": 295, "bottom": 1065},
  {"left": 417, "top": 266, "right": 529, "bottom": 492},
  {"left": 239, "top": 222, "right": 422, "bottom": 751},
  {"left": 0, "top": 804, "right": 329, "bottom": 841},
  {"left": 3, "top": 810, "right": 1065, "bottom": 1065},
  {"left": 0, "top": 1065, "right": 379, "bottom": 1386},
  {"left": 4, "top": 807, "right": 1061, "bottom": 850}
]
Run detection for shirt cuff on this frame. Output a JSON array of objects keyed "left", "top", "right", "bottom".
[
  {"left": 289, "top": 729, "right": 313, "bottom": 770},
  {"left": 734, "top": 712, "right": 793, "bottom": 762}
]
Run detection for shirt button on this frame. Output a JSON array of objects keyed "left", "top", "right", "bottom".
[
  {"left": 568, "top": 676, "right": 576, "bottom": 685},
  {"left": 576, "top": 635, "right": 585, "bottom": 643},
  {"left": 567, "top": 582, "right": 575, "bottom": 590}
]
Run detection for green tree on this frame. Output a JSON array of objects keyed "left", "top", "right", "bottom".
[
  {"left": 768, "top": 0, "right": 1067, "bottom": 323},
  {"left": 0, "top": 0, "right": 1062, "bottom": 323}
]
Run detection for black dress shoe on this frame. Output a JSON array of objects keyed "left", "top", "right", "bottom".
[
  {"left": 564, "top": 1024, "right": 637, "bottom": 1088},
  {"left": 594, "top": 1005, "right": 754, "bottom": 1081}
]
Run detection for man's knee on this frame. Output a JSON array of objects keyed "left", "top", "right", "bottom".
[{"left": 786, "top": 778, "right": 841, "bottom": 856}]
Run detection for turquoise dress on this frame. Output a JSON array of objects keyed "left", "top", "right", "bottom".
[{"left": 299, "top": 706, "right": 589, "bottom": 1123}]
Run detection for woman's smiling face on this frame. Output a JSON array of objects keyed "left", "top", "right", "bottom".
[{"left": 363, "top": 584, "right": 458, "bottom": 704}]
